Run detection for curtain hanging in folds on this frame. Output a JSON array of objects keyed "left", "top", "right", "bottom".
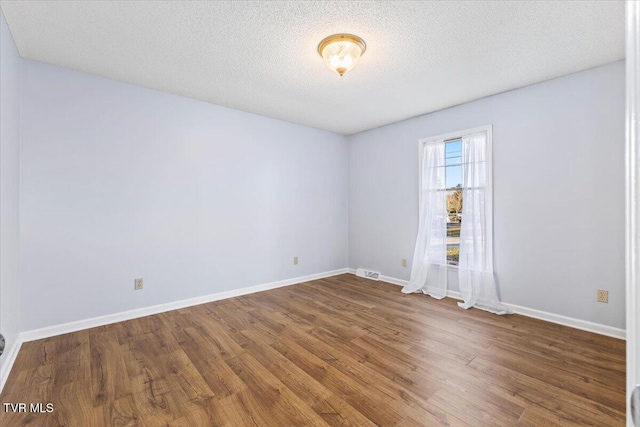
[
  {"left": 401, "top": 141, "right": 448, "bottom": 299},
  {"left": 457, "top": 132, "right": 510, "bottom": 314}
]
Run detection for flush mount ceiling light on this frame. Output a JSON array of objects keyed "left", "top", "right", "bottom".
[{"left": 317, "top": 34, "right": 366, "bottom": 77}]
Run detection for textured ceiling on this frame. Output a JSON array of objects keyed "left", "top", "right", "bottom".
[{"left": 0, "top": 1, "right": 625, "bottom": 135}]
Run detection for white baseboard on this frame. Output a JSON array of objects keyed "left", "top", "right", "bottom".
[
  {"left": 501, "top": 302, "right": 625, "bottom": 340},
  {"left": 20, "top": 268, "right": 350, "bottom": 343},
  {"left": 0, "top": 335, "right": 24, "bottom": 394},
  {"left": 347, "top": 268, "right": 410, "bottom": 287},
  {"left": 347, "top": 269, "right": 626, "bottom": 340}
]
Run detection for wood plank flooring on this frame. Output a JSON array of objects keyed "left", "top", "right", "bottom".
[{"left": 0, "top": 274, "right": 626, "bottom": 426}]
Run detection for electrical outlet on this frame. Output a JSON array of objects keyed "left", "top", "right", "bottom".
[
  {"left": 293, "top": 256, "right": 298, "bottom": 265},
  {"left": 134, "top": 278, "right": 143, "bottom": 290},
  {"left": 402, "top": 258, "right": 407, "bottom": 268},
  {"left": 597, "top": 289, "right": 608, "bottom": 303}
]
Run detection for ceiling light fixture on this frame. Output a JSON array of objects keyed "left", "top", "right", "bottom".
[{"left": 317, "top": 34, "right": 366, "bottom": 77}]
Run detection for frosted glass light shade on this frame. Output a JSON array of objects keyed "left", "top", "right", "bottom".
[{"left": 317, "top": 34, "right": 366, "bottom": 77}]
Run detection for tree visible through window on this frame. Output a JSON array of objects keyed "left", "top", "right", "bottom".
[{"left": 445, "top": 139, "right": 462, "bottom": 265}]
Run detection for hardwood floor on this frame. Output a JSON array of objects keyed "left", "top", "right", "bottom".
[{"left": 0, "top": 274, "right": 626, "bottom": 426}]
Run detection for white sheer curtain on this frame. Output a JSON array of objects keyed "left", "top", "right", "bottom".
[
  {"left": 458, "top": 132, "right": 510, "bottom": 314},
  {"left": 402, "top": 141, "right": 448, "bottom": 298}
]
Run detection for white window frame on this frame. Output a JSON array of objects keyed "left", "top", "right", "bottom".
[{"left": 417, "top": 124, "right": 494, "bottom": 269}]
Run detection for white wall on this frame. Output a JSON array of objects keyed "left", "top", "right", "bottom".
[
  {"left": 0, "top": 9, "right": 21, "bottom": 375},
  {"left": 20, "top": 60, "right": 348, "bottom": 331},
  {"left": 348, "top": 61, "right": 625, "bottom": 329}
]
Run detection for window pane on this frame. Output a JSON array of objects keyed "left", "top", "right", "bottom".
[
  {"left": 445, "top": 165, "right": 462, "bottom": 189},
  {"left": 445, "top": 140, "right": 462, "bottom": 166},
  {"left": 445, "top": 139, "right": 462, "bottom": 189}
]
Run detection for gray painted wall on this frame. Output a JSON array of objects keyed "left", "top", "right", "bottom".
[
  {"left": 20, "top": 60, "right": 348, "bottom": 331},
  {"left": 348, "top": 61, "right": 625, "bottom": 329},
  {"left": 0, "top": 9, "right": 21, "bottom": 374},
  {"left": 15, "top": 54, "right": 626, "bottom": 331}
]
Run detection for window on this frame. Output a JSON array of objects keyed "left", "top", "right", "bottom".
[
  {"left": 406, "top": 125, "right": 506, "bottom": 314},
  {"left": 417, "top": 125, "right": 493, "bottom": 269}
]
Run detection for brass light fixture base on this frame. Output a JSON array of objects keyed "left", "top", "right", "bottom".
[{"left": 317, "top": 34, "right": 367, "bottom": 57}]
